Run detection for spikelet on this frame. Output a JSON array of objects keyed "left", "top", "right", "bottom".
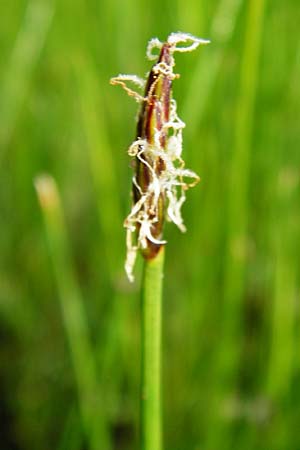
[{"left": 111, "top": 33, "right": 210, "bottom": 281}]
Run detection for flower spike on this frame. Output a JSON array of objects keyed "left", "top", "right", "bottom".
[{"left": 110, "top": 32, "right": 209, "bottom": 281}]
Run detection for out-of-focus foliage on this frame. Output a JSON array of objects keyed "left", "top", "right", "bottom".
[{"left": 1, "top": 0, "right": 300, "bottom": 449}]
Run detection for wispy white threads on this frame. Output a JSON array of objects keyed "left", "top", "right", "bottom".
[{"left": 111, "top": 32, "right": 209, "bottom": 281}]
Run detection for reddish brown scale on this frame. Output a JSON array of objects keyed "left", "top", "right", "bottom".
[{"left": 133, "top": 43, "right": 173, "bottom": 259}]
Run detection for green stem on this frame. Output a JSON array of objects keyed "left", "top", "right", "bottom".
[{"left": 141, "top": 247, "right": 165, "bottom": 450}]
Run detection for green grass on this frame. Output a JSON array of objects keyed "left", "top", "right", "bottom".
[{"left": 1, "top": 0, "right": 300, "bottom": 449}]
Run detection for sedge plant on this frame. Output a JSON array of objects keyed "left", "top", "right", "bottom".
[{"left": 111, "top": 32, "right": 209, "bottom": 450}]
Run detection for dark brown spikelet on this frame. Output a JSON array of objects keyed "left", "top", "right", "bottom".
[
  {"left": 133, "top": 43, "right": 174, "bottom": 259},
  {"left": 110, "top": 32, "right": 209, "bottom": 281}
]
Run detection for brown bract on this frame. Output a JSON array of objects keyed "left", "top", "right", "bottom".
[{"left": 134, "top": 43, "right": 175, "bottom": 259}]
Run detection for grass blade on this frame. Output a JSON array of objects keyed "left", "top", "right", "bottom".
[
  {"left": 0, "top": 0, "right": 54, "bottom": 156},
  {"left": 35, "top": 174, "right": 111, "bottom": 450},
  {"left": 206, "top": 0, "right": 266, "bottom": 447},
  {"left": 182, "top": 0, "right": 244, "bottom": 135},
  {"left": 75, "top": 57, "right": 123, "bottom": 281}
]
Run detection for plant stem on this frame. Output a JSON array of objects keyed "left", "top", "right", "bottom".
[{"left": 141, "top": 247, "right": 165, "bottom": 450}]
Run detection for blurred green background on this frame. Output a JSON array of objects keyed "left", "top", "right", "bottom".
[{"left": 1, "top": 0, "right": 300, "bottom": 449}]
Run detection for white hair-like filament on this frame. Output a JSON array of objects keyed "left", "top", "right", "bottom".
[{"left": 111, "top": 32, "right": 209, "bottom": 281}]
